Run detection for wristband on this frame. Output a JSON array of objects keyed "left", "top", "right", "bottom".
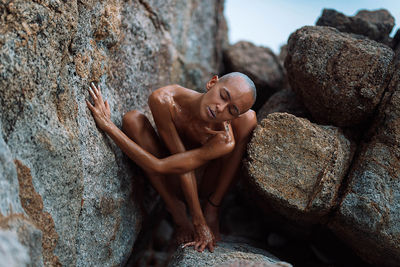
[{"left": 207, "top": 192, "right": 221, "bottom": 208}]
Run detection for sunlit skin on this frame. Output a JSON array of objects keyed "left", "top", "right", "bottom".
[{"left": 86, "top": 75, "right": 257, "bottom": 253}]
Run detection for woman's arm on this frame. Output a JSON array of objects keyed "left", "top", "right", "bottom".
[{"left": 104, "top": 123, "right": 233, "bottom": 174}]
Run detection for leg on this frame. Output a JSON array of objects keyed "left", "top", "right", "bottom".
[
  {"left": 122, "top": 110, "right": 193, "bottom": 243},
  {"left": 199, "top": 110, "right": 257, "bottom": 240}
]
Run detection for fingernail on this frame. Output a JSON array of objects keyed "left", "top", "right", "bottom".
[{"left": 91, "top": 82, "right": 95, "bottom": 86}]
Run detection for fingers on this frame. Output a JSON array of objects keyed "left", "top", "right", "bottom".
[
  {"left": 90, "top": 82, "right": 103, "bottom": 102},
  {"left": 208, "top": 242, "right": 214, "bottom": 253},
  {"left": 90, "top": 82, "right": 98, "bottom": 95},
  {"left": 85, "top": 100, "right": 95, "bottom": 112},
  {"left": 182, "top": 241, "right": 215, "bottom": 253},
  {"left": 88, "top": 86, "right": 97, "bottom": 102},
  {"left": 105, "top": 100, "right": 110, "bottom": 112},
  {"left": 199, "top": 242, "right": 207, "bottom": 252},
  {"left": 182, "top": 241, "right": 196, "bottom": 249},
  {"left": 204, "top": 126, "right": 224, "bottom": 135},
  {"left": 194, "top": 241, "right": 200, "bottom": 251}
]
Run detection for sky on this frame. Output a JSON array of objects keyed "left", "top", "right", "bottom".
[{"left": 225, "top": 0, "right": 400, "bottom": 54}]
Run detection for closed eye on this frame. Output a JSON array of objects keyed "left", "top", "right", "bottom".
[{"left": 220, "top": 91, "right": 226, "bottom": 100}]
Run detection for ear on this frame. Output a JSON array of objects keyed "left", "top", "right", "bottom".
[{"left": 206, "top": 75, "right": 219, "bottom": 91}]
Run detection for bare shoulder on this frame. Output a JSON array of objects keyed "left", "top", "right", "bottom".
[
  {"left": 231, "top": 109, "right": 257, "bottom": 140},
  {"left": 148, "top": 84, "right": 190, "bottom": 105},
  {"left": 149, "top": 85, "right": 175, "bottom": 103},
  {"left": 232, "top": 109, "right": 257, "bottom": 129}
]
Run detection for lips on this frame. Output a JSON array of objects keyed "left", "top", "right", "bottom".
[{"left": 207, "top": 106, "right": 216, "bottom": 119}]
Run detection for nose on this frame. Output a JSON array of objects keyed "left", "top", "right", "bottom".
[{"left": 216, "top": 102, "right": 228, "bottom": 113}]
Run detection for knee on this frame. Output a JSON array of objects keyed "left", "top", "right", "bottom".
[{"left": 122, "top": 110, "right": 146, "bottom": 136}]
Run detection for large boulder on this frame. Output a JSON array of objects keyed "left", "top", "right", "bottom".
[
  {"left": 245, "top": 113, "right": 355, "bottom": 223},
  {"left": 0, "top": 0, "right": 227, "bottom": 265},
  {"left": 168, "top": 238, "right": 292, "bottom": 267},
  {"left": 256, "top": 87, "right": 309, "bottom": 122},
  {"left": 330, "top": 70, "right": 400, "bottom": 266},
  {"left": 0, "top": 230, "right": 30, "bottom": 267},
  {"left": 285, "top": 26, "right": 394, "bottom": 127},
  {"left": 224, "top": 41, "right": 285, "bottom": 110},
  {"left": 316, "top": 9, "right": 395, "bottom": 43}
]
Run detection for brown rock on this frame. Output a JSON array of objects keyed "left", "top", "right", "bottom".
[
  {"left": 393, "top": 29, "right": 400, "bottom": 68},
  {"left": 224, "top": 41, "right": 285, "bottom": 110},
  {"left": 316, "top": 8, "right": 395, "bottom": 43},
  {"left": 330, "top": 70, "right": 400, "bottom": 266},
  {"left": 245, "top": 113, "right": 355, "bottom": 223},
  {"left": 256, "top": 87, "right": 309, "bottom": 123},
  {"left": 285, "top": 26, "right": 394, "bottom": 127}
]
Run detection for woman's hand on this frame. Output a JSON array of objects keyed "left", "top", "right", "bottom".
[
  {"left": 86, "top": 82, "right": 113, "bottom": 131},
  {"left": 182, "top": 223, "right": 215, "bottom": 253}
]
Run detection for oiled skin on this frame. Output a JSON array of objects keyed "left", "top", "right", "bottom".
[{"left": 86, "top": 75, "right": 257, "bottom": 252}]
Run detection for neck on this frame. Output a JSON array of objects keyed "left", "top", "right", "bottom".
[{"left": 176, "top": 89, "right": 206, "bottom": 123}]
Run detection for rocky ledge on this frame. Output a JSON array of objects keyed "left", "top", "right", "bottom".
[{"left": 168, "top": 238, "right": 292, "bottom": 267}]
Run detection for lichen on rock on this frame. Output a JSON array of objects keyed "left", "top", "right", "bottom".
[{"left": 0, "top": 0, "right": 227, "bottom": 265}]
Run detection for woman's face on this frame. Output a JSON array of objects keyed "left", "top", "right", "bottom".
[{"left": 200, "top": 75, "right": 254, "bottom": 123}]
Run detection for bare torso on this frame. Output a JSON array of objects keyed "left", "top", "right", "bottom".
[{"left": 152, "top": 84, "right": 233, "bottom": 152}]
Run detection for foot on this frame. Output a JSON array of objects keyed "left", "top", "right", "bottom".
[
  {"left": 203, "top": 203, "right": 221, "bottom": 242},
  {"left": 173, "top": 219, "right": 194, "bottom": 245},
  {"left": 168, "top": 200, "right": 194, "bottom": 245}
]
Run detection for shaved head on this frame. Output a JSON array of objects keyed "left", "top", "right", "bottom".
[{"left": 219, "top": 72, "right": 257, "bottom": 106}]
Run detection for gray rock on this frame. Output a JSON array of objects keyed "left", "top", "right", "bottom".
[
  {"left": 256, "top": 87, "right": 309, "bottom": 123},
  {"left": 285, "top": 26, "right": 394, "bottom": 127},
  {"left": 0, "top": 229, "right": 30, "bottom": 267},
  {"left": 0, "top": 126, "right": 44, "bottom": 266},
  {"left": 0, "top": 216, "right": 44, "bottom": 266},
  {"left": 168, "top": 239, "right": 292, "bottom": 267},
  {"left": 0, "top": 0, "right": 227, "bottom": 266},
  {"left": 224, "top": 41, "right": 285, "bottom": 110},
  {"left": 219, "top": 260, "right": 292, "bottom": 267},
  {"left": 316, "top": 8, "right": 395, "bottom": 43},
  {"left": 245, "top": 113, "right": 355, "bottom": 223},
  {"left": 330, "top": 70, "right": 400, "bottom": 266},
  {"left": 0, "top": 126, "right": 24, "bottom": 216}
]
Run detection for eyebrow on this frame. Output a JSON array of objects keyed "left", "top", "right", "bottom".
[{"left": 224, "top": 87, "right": 240, "bottom": 115}]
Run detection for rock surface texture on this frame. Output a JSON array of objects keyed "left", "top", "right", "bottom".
[
  {"left": 256, "top": 87, "right": 309, "bottom": 122},
  {"left": 168, "top": 239, "right": 292, "bottom": 267},
  {"left": 316, "top": 8, "right": 395, "bottom": 43},
  {"left": 224, "top": 41, "right": 285, "bottom": 110},
  {"left": 285, "top": 26, "right": 394, "bottom": 127},
  {"left": 245, "top": 113, "right": 355, "bottom": 223},
  {"left": 0, "top": 229, "right": 30, "bottom": 267},
  {"left": 330, "top": 70, "right": 400, "bottom": 266},
  {"left": 0, "top": 0, "right": 226, "bottom": 266}
]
